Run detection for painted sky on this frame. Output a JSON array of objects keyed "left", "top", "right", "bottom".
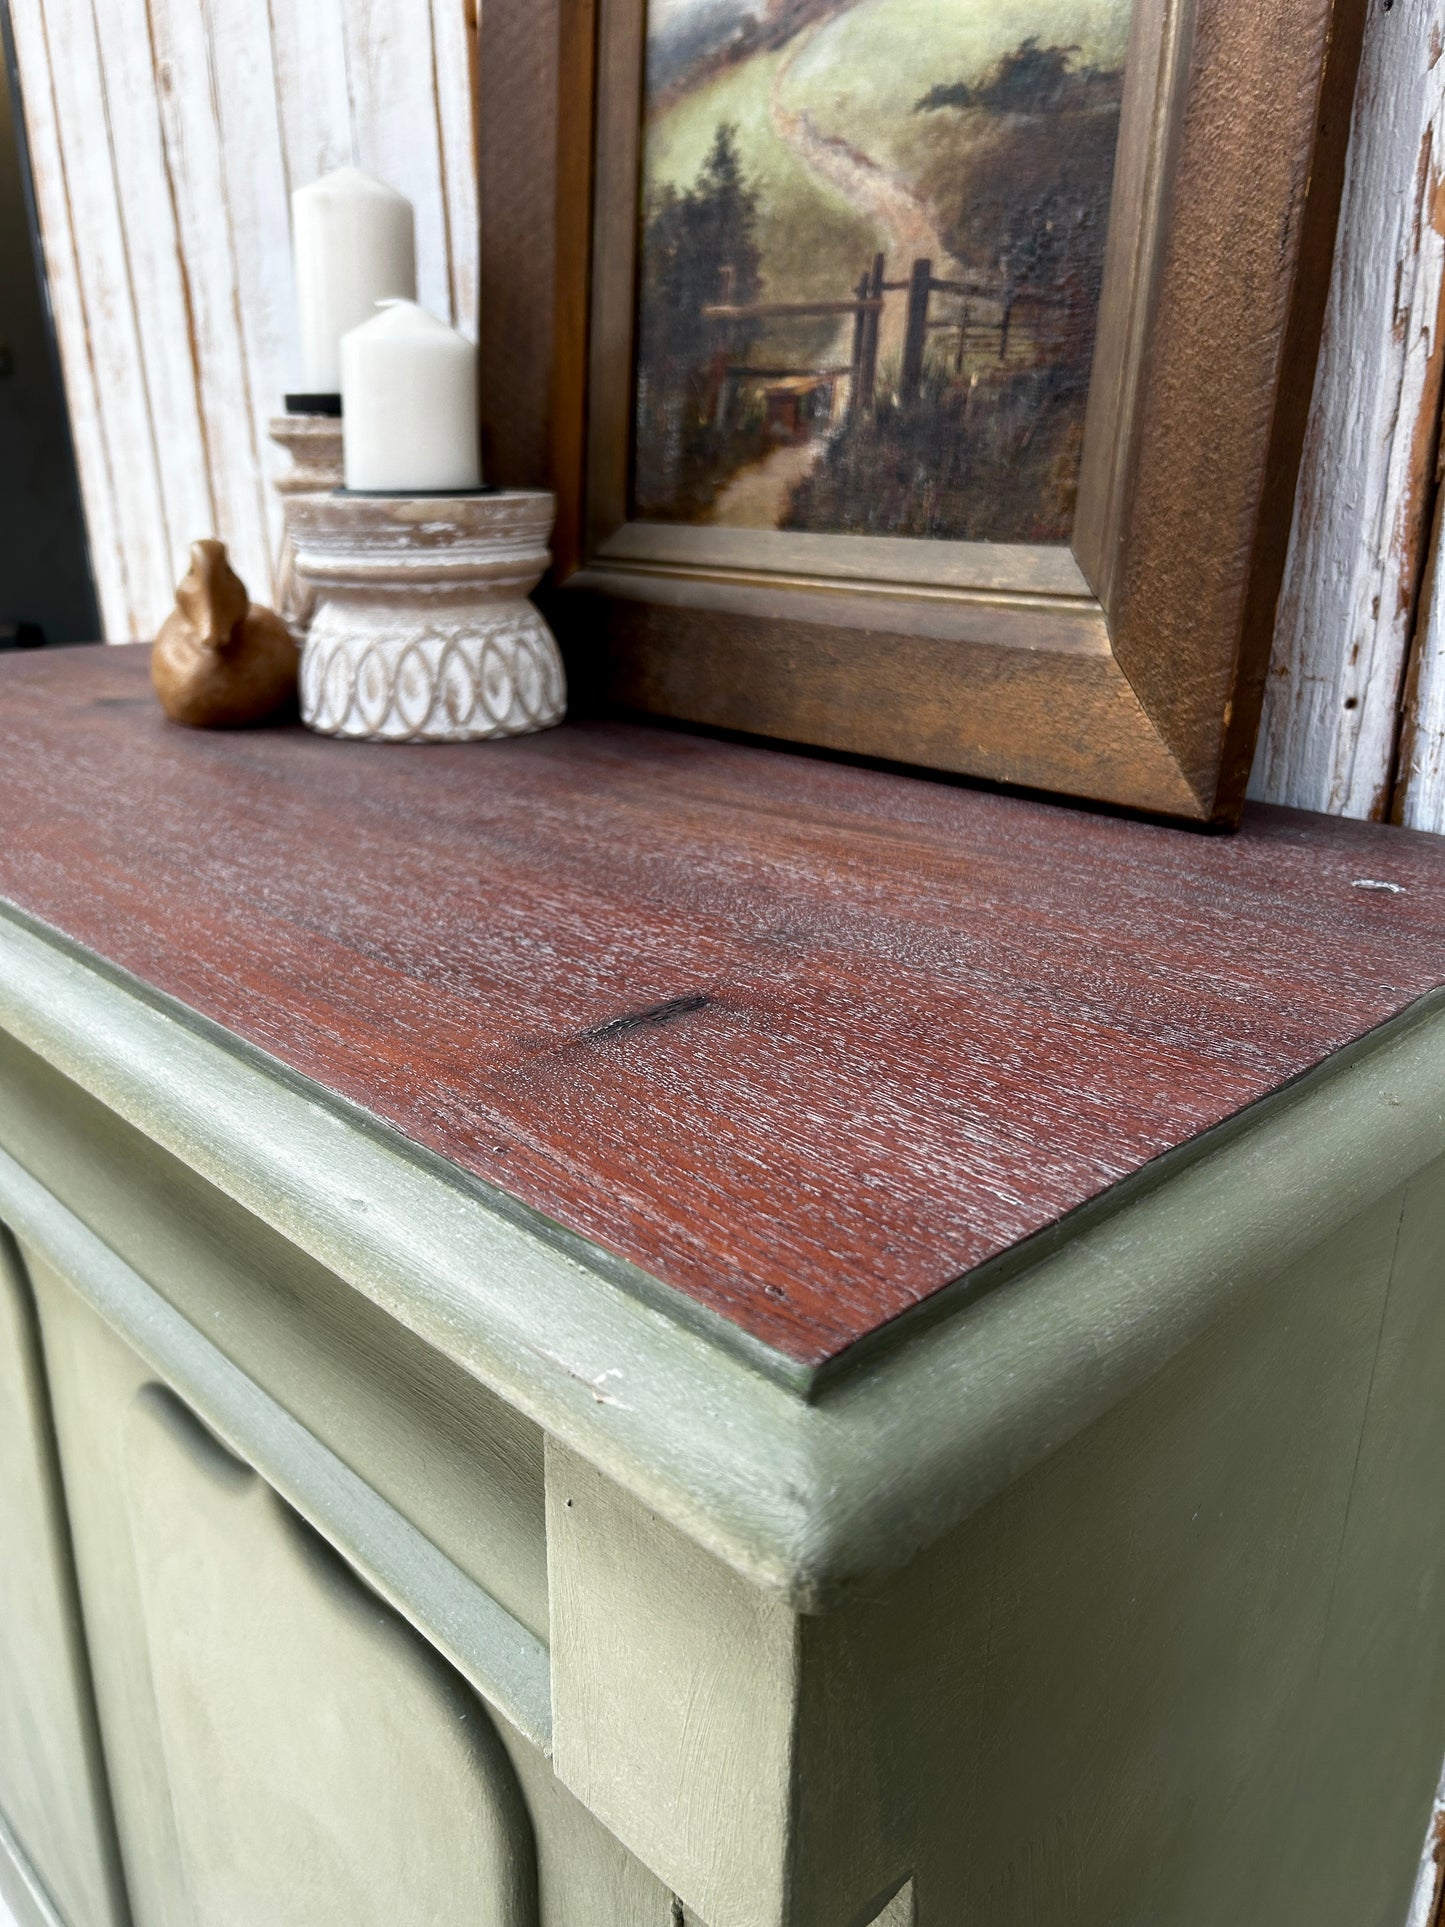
[{"left": 647, "top": 0, "right": 764, "bottom": 40}]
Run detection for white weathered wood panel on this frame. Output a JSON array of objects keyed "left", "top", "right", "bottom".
[
  {"left": 431, "top": 0, "right": 482, "bottom": 332},
  {"left": 144, "top": 0, "right": 276, "bottom": 599},
  {"left": 266, "top": 0, "right": 356, "bottom": 193},
  {"left": 7, "top": 0, "right": 479, "bottom": 641},
  {"left": 1399, "top": 477, "right": 1445, "bottom": 827},
  {"left": 83, "top": 0, "right": 218, "bottom": 593},
  {"left": 8, "top": 0, "right": 174, "bottom": 639},
  {"left": 1404, "top": 1753, "right": 1445, "bottom": 1927},
  {"left": 1250, "top": 0, "right": 1445, "bottom": 823}
]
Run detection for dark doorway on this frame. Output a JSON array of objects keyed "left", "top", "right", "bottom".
[{"left": 0, "top": 4, "right": 98, "bottom": 648}]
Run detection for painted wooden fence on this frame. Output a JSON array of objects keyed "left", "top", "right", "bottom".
[
  {"left": 5, "top": 0, "right": 478, "bottom": 644},
  {"left": 7, "top": 0, "right": 1445, "bottom": 840}
]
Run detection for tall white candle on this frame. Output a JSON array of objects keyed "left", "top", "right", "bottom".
[
  {"left": 340, "top": 301, "right": 483, "bottom": 493},
  {"left": 292, "top": 168, "right": 416, "bottom": 394}
]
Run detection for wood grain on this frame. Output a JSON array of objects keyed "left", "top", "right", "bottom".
[
  {"left": 563, "top": 583, "right": 1203, "bottom": 818},
  {"left": 5, "top": 646, "right": 1445, "bottom": 1367}
]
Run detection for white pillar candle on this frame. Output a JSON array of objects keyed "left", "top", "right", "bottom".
[
  {"left": 340, "top": 301, "right": 483, "bottom": 493},
  {"left": 292, "top": 168, "right": 416, "bottom": 394}
]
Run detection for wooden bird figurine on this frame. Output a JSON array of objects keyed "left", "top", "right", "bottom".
[{"left": 151, "top": 539, "right": 298, "bottom": 728}]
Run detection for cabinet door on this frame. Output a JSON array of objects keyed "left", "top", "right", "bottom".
[
  {"left": 0, "top": 1228, "right": 127, "bottom": 1927},
  {"left": 121, "top": 1383, "right": 535, "bottom": 1926},
  {"left": 27, "top": 1246, "right": 682, "bottom": 1927}
]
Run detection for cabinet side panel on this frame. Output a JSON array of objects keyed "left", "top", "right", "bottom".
[
  {"left": 829, "top": 1173, "right": 1445, "bottom": 1925},
  {"left": 0, "top": 1230, "right": 127, "bottom": 1927},
  {"left": 1268, "top": 1148, "right": 1445, "bottom": 1914}
]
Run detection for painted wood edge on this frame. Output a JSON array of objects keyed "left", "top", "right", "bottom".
[
  {"left": 0, "top": 1810, "right": 68, "bottom": 1927},
  {"left": 0, "top": 902, "right": 837, "bottom": 1585},
  {"left": 2, "top": 902, "right": 1444, "bottom": 1610},
  {"left": 0, "top": 1141, "right": 553, "bottom": 1756}
]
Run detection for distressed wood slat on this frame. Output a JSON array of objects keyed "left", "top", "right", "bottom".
[
  {"left": 341, "top": 0, "right": 453, "bottom": 324},
  {"left": 142, "top": 0, "right": 274, "bottom": 600},
  {"left": 3, "top": 0, "right": 130, "bottom": 635},
  {"left": 1250, "top": 0, "right": 1445, "bottom": 820},
  {"left": 264, "top": 0, "right": 354, "bottom": 200},
  {"left": 7, "top": 0, "right": 479, "bottom": 635},
  {"left": 1398, "top": 438, "right": 1445, "bottom": 825},
  {"left": 198, "top": 0, "right": 297, "bottom": 575},
  {"left": 430, "top": 0, "right": 480, "bottom": 336},
  {"left": 5, "top": 648, "right": 1445, "bottom": 1366},
  {"left": 8, "top": 0, "right": 172, "bottom": 637},
  {"left": 84, "top": 0, "right": 216, "bottom": 580}
]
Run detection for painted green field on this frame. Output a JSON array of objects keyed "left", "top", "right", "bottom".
[
  {"left": 779, "top": 0, "right": 1133, "bottom": 168},
  {"left": 644, "top": 50, "right": 878, "bottom": 357},
  {"left": 642, "top": 0, "right": 1134, "bottom": 355}
]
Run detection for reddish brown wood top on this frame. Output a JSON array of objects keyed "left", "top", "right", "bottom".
[{"left": 3, "top": 646, "right": 1445, "bottom": 1366}]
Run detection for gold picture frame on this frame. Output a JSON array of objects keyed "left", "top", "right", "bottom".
[{"left": 535, "top": 0, "right": 1364, "bottom": 824}]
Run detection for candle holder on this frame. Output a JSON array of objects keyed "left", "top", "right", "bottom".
[
  {"left": 287, "top": 488, "right": 566, "bottom": 743},
  {"left": 268, "top": 412, "right": 344, "bottom": 633}
]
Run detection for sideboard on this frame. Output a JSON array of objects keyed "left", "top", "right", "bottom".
[{"left": 3, "top": 646, "right": 1445, "bottom": 1927}]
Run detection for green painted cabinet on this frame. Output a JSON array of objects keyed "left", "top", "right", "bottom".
[
  {"left": 3, "top": 659, "right": 1445, "bottom": 1926},
  {"left": 1, "top": 918, "right": 1444, "bottom": 1926}
]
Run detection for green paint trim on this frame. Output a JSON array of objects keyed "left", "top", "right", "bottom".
[
  {"left": 2, "top": 902, "right": 1444, "bottom": 1609},
  {"left": 0, "top": 1145, "right": 554, "bottom": 1754},
  {"left": 0, "top": 1807, "right": 68, "bottom": 1927}
]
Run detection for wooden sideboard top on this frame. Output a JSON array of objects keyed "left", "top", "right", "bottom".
[{"left": 3, "top": 645, "right": 1445, "bottom": 1366}]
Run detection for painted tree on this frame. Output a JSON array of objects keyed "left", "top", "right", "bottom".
[
  {"left": 916, "top": 39, "right": 1124, "bottom": 374},
  {"left": 634, "top": 123, "right": 765, "bottom": 517}
]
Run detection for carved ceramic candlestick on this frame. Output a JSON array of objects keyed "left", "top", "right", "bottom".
[
  {"left": 268, "top": 413, "right": 344, "bottom": 633},
  {"left": 288, "top": 489, "right": 566, "bottom": 743}
]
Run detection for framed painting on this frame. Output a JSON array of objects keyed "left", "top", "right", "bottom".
[{"left": 546, "top": 0, "right": 1365, "bottom": 822}]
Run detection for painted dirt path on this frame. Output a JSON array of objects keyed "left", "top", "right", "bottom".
[
  {"left": 707, "top": 437, "right": 823, "bottom": 527},
  {"left": 708, "top": 15, "right": 960, "bottom": 529},
  {"left": 768, "top": 16, "right": 953, "bottom": 368}
]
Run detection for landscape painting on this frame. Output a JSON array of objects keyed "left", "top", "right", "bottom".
[{"left": 631, "top": 0, "right": 1135, "bottom": 545}]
